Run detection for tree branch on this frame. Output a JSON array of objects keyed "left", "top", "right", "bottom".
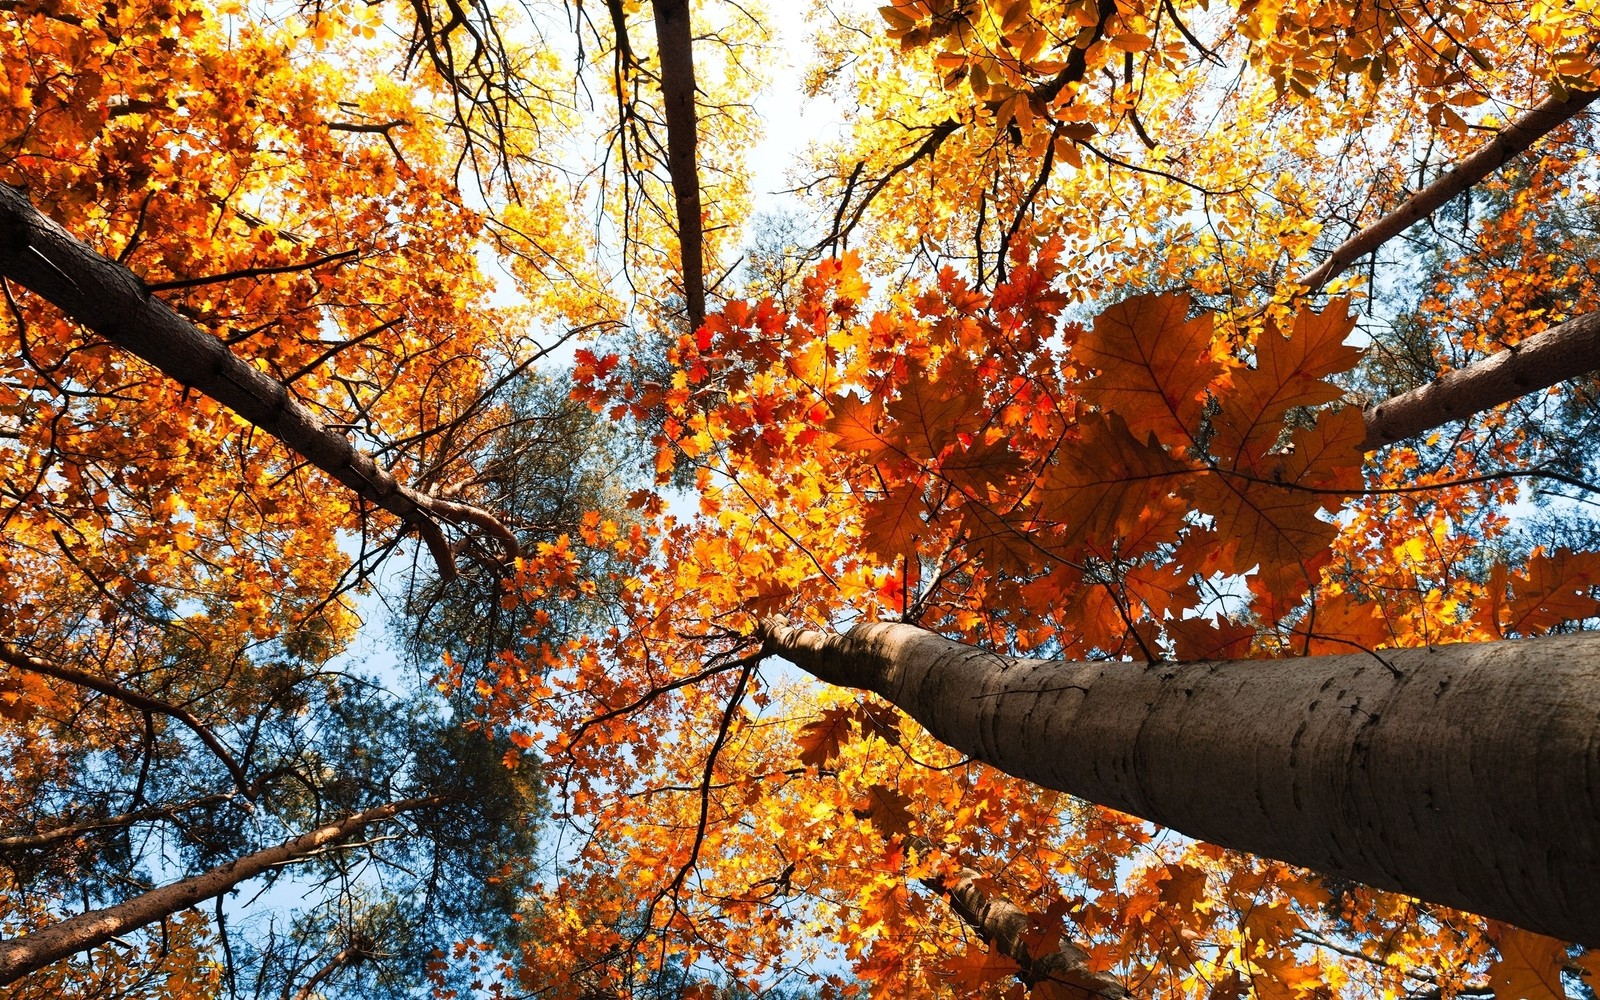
[
  {"left": 0, "top": 183, "right": 518, "bottom": 579},
  {"left": 1361, "top": 309, "right": 1600, "bottom": 451},
  {"left": 0, "top": 642, "right": 253, "bottom": 798},
  {"left": 0, "top": 794, "right": 234, "bottom": 852},
  {"left": 1298, "top": 88, "right": 1599, "bottom": 294},
  {"left": 0, "top": 796, "right": 448, "bottom": 985},
  {"left": 911, "top": 835, "right": 1130, "bottom": 999}
]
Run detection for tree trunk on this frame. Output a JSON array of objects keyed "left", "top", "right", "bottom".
[
  {"left": 1361, "top": 309, "right": 1600, "bottom": 450},
  {"left": 651, "top": 0, "right": 705, "bottom": 328},
  {"left": 760, "top": 621, "right": 1600, "bottom": 945},
  {"left": 0, "top": 797, "right": 446, "bottom": 985},
  {"left": 0, "top": 183, "right": 514, "bottom": 579},
  {"left": 1297, "top": 88, "right": 1599, "bottom": 295}
]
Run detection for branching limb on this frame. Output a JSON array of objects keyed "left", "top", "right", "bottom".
[
  {"left": 1298, "top": 88, "right": 1599, "bottom": 294},
  {"left": 0, "top": 183, "right": 517, "bottom": 579},
  {"left": 0, "top": 642, "right": 253, "bottom": 798},
  {"left": 0, "top": 796, "right": 448, "bottom": 985}
]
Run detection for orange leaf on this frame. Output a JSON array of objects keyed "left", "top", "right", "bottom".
[
  {"left": 1503, "top": 548, "right": 1600, "bottom": 636},
  {"left": 1486, "top": 923, "right": 1567, "bottom": 1000},
  {"left": 1212, "top": 301, "right": 1361, "bottom": 466},
  {"left": 853, "top": 783, "right": 915, "bottom": 837},
  {"left": 1037, "top": 412, "right": 1191, "bottom": 556},
  {"left": 1077, "top": 293, "right": 1221, "bottom": 445}
]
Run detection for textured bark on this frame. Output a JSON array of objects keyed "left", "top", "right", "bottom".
[
  {"left": 0, "top": 642, "right": 251, "bottom": 796},
  {"left": 1298, "top": 88, "right": 1599, "bottom": 295},
  {"left": 919, "top": 859, "right": 1130, "bottom": 998},
  {"left": 651, "top": 0, "right": 705, "bottom": 328},
  {"left": 0, "top": 797, "right": 446, "bottom": 985},
  {"left": 1360, "top": 309, "right": 1600, "bottom": 451},
  {"left": 0, "top": 183, "right": 516, "bottom": 579},
  {"left": 760, "top": 621, "right": 1600, "bottom": 945}
]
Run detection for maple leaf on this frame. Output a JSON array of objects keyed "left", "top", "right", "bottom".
[
  {"left": 1292, "top": 590, "right": 1393, "bottom": 655},
  {"left": 936, "top": 945, "right": 1023, "bottom": 990},
  {"left": 1037, "top": 412, "right": 1191, "bottom": 556},
  {"left": 861, "top": 481, "right": 928, "bottom": 560},
  {"left": 1212, "top": 301, "right": 1362, "bottom": 466},
  {"left": 1167, "top": 615, "right": 1257, "bottom": 661},
  {"left": 827, "top": 391, "right": 897, "bottom": 464},
  {"left": 795, "top": 703, "right": 901, "bottom": 767},
  {"left": 1486, "top": 923, "right": 1567, "bottom": 1000},
  {"left": 796, "top": 705, "right": 859, "bottom": 767},
  {"left": 1076, "top": 293, "right": 1221, "bottom": 445},
  {"left": 1503, "top": 548, "right": 1600, "bottom": 636},
  {"left": 1190, "top": 407, "right": 1365, "bottom": 606},
  {"left": 853, "top": 783, "right": 915, "bottom": 838},
  {"left": 959, "top": 497, "right": 1046, "bottom": 577},
  {"left": 884, "top": 359, "right": 988, "bottom": 461}
]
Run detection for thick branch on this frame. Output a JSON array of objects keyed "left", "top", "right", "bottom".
[
  {"left": 651, "top": 0, "right": 705, "bottom": 328},
  {"left": 1361, "top": 309, "right": 1600, "bottom": 451},
  {"left": 0, "top": 796, "right": 446, "bottom": 985},
  {"left": 0, "top": 183, "right": 517, "bottom": 579},
  {"left": 0, "top": 642, "right": 252, "bottom": 797},
  {"left": 916, "top": 851, "right": 1129, "bottom": 998},
  {"left": 1299, "top": 89, "right": 1599, "bottom": 294},
  {"left": 760, "top": 621, "right": 1600, "bottom": 945}
]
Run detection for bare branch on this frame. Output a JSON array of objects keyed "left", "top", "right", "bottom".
[
  {"left": 0, "top": 796, "right": 447, "bottom": 985},
  {"left": 0, "top": 642, "right": 253, "bottom": 798}
]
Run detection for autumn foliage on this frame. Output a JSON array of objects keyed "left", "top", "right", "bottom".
[{"left": 2, "top": 0, "right": 1600, "bottom": 997}]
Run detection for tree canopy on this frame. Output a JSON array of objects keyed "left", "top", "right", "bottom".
[{"left": 2, "top": 0, "right": 1599, "bottom": 997}]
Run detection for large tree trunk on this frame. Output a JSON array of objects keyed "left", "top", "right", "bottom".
[
  {"left": 759, "top": 621, "right": 1600, "bottom": 946},
  {"left": 0, "top": 796, "right": 446, "bottom": 985}
]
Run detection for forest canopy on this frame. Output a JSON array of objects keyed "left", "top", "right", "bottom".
[{"left": 1, "top": 0, "right": 1599, "bottom": 997}]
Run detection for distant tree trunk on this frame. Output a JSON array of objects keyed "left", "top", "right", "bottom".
[
  {"left": 0, "top": 797, "right": 446, "bottom": 985},
  {"left": 651, "top": 0, "right": 705, "bottom": 328},
  {"left": 760, "top": 621, "right": 1600, "bottom": 946},
  {"left": 1361, "top": 309, "right": 1600, "bottom": 450}
]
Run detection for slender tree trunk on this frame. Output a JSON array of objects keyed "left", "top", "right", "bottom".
[
  {"left": 759, "top": 621, "right": 1600, "bottom": 946},
  {"left": 1298, "top": 88, "right": 1599, "bottom": 295},
  {"left": 651, "top": 0, "right": 705, "bottom": 328},
  {"left": 1361, "top": 309, "right": 1600, "bottom": 450},
  {"left": 0, "top": 184, "right": 515, "bottom": 579},
  {"left": 0, "top": 797, "right": 446, "bottom": 985}
]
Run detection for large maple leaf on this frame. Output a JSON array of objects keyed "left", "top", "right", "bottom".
[
  {"left": 1189, "top": 407, "right": 1365, "bottom": 604},
  {"left": 1037, "top": 412, "right": 1192, "bottom": 557},
  {"left": 1212, "top": 301, "right": 1363, "bottom": 466},
  {"left": 1076, "top": 293, "right": 1222, "bottom": 445}
]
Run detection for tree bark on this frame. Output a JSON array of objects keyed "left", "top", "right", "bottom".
[
  {"left": 919, "top": 858, "right": 1130, "bottom": 998},
  {"left": 759, "top": 621, "right": 1600, "bottom": 946},
  {"left": 1360, "top": 309, "right": 1600, "bottom": 451},
  {"left": 651, "top": 0, "right": 705, "bottom": 328},
  {"left": 0, "top": 183, "right": 516, "bottom": 579},
  {"left": 0, "top": 796, "right": 446, "bottom": 985}
]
